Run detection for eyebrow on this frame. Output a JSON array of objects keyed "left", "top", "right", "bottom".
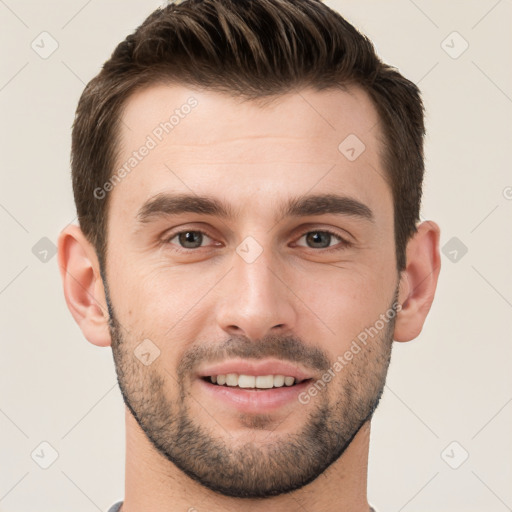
[{"left": 136, "top": 192, "right": 374, "bottom": 224}]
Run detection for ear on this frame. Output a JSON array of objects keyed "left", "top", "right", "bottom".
[
  {"left": 394, "top": 220, "right": 441, "bottom": 342},
  {"left": 57, "top": 224, "right": 112, "bottom": 347}
]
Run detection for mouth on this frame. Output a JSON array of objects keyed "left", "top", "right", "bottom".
[
  {"left": 197, "top": 375, "right": 313, "bottom": 413},
  {"left": 195, "top": 360, "right": 315, "bottom": 412}
]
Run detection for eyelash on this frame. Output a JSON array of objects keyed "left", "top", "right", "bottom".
[{"left": 162, "top": 228, "right": 352, "bottom": 254}]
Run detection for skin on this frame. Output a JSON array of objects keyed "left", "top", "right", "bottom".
[{"left": 58, "top": 84, "right": 441, "bottom": 512}]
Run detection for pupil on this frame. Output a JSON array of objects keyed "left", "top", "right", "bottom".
[{"left": 179, "top": 231, "right": 202, "bottom": 248}]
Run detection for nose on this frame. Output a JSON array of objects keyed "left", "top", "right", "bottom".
[{"left": 215, "top": 244, "right": 298, "bottom": 342}]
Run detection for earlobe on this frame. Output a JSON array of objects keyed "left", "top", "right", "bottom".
[
  {"left": 394, "top": 221, "right": 441, "bottom": 342},
  {"left": 57, "top": 224, "right": 112, "bottom": 347}
]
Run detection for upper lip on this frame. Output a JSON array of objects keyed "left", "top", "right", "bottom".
[{"left": 197, "top": 359, "right": 314, "bottom": 382}]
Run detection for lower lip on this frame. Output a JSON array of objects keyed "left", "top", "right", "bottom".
[{"left": 196, "top": 378, "right": 311, "bottom": 413}]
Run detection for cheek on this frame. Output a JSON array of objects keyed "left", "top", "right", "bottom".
[
  {"left": 109, "top": 263, "right": 217, "bottom": 338},
  {"left": 295, "top": 261, "right": 396, "bottom": 348}
]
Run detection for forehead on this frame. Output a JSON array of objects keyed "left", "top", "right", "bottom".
[
  {"left": 109, "top": 83, "right": 390, "bottom": 221},
  {"left": 118, "top": 83, "right": 382, "bottom": 152}
]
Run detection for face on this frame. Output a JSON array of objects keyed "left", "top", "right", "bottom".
[{"left": 104, "top": 84, "right": 399, "bottom": 498}]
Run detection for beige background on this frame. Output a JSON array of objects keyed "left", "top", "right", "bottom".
[{"left": 1, "top": 0, "right": 511, "bottom": 510}]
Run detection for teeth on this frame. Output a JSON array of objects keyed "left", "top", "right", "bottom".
[
  {"left": 273, "top": 375, "right": 285, "bottom": 387},
  {"left": 284, "top": 376, "right": 295, "bottom": 386},
  {"left": 238, "top": 375, "right": 256, "bottom": 388},
  {"left": 208, "top": 374, "right": 298, "bottom": 388},
  {"left": 255, "top": 375, "right": 274, "bottom": 388}
]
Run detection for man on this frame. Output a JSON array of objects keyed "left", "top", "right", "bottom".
[{"left": 57, "top": 0, "right": 441, "bottom": 510}]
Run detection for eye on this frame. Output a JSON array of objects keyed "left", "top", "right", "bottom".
[
  {"left": 295, "top": 229, "right": 351, "bottom": 252},
  {"left": 165, "top": 230, "right": 216, "bottom": 250}
]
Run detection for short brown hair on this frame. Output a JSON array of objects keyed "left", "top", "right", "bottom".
[{"left": 71, "top": 0, "right": 425, "bottom": 272}]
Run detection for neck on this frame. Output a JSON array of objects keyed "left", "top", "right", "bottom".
[{"left": 122, "top": 409, "right": 372, "bottom": 512}]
